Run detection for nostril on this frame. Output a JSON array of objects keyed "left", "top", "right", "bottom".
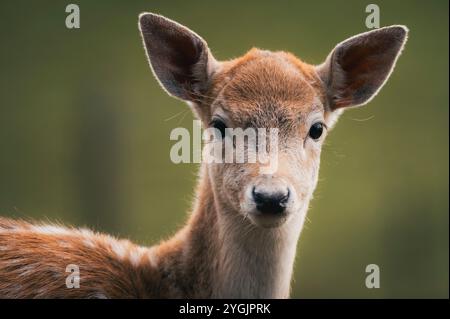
[
  {"left": 252, "top": 187, "right": 264, "bottom": 203},
  {"left": 280, "top": 189, "right": 290, "bottom": 205},
  {"left": 252, "top": 187, "right": 290, "bottom": 214}
]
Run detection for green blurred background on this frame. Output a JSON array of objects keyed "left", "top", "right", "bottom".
[{"left": 0, "top": 0, "right": 448, "bottom": 298}]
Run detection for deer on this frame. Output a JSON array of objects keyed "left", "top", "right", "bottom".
[{"left": 0, "top": 13, "right": 408, "bottom": 299}]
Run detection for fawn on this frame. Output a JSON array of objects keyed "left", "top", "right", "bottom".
[{"left": 0, "top": 13, "right": 408, "bottom": 298}]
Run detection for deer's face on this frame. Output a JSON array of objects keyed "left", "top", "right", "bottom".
[
  {"left": 139, "top": 14, "right": 408, "bottom": 228},
  {"left": 203, "top": 50, "right": 330, "bottom": 227}
]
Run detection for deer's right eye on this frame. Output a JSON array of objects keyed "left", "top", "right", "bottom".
[{"left": 210, "top": 119, "right": 227, "bottom": 139}]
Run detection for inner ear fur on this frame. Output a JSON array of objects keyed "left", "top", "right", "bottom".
[
  {"left": 317, "top": 25, "right": 408, "bottom": 110},
  {"left": 138, "top": 13, "right": 218, "bottom": 102}
]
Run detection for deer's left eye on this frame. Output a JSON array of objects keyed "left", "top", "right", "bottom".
[{"left": 308, "top": 122, "right": 324, "bottom": 140}]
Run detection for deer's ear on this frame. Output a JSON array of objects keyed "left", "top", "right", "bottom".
[
  {"left": 317, "top": 26, "right": 408, "bottom": 110},
  {"left": 138, "top": 13, "right": 218, "bottom": 101}
]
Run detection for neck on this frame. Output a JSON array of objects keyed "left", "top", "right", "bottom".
[{"left": 153, "top": 165, "right": 308, "bottom": 298}]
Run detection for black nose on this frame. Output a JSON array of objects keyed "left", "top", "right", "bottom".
[{"left": 252, "top": 187, "right": 289, "bottom": 214}]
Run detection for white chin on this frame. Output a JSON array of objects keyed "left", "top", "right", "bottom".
[{"left": 247, "top": 212, "right": 289, "bottom": 228}]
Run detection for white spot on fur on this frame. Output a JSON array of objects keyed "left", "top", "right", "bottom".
[
  {"left": 146, "top": 247, "right": 158, "bottom": 268},
  {"left": 80, "top": 228, "right": 94, "bottom": 236},
  {"left": 90, "top": 292, "right": 108, "bottom": 299},
  {"left": 8, "top": 258, "right": 24, "bottom": 265},
  {"left": 36, "top": 287, "right": 49, "bottom": 297},
  {"left": 58, "top": 240, "right": 72, "bottom": 249},
  {"left": 18, "top": 265, "right": 37, "bottom": 277},
  {"left": 110, "top": 241, "right": 127, "bottom": 259},
  {"left": 129, "top": 246, "right": 147, "bottom": 267},
  {"left": 31, "top": 225, "right": 71, "bottom": 236},
  {"left": 83, "top": 238, "right": 96, "bottom": 248}
]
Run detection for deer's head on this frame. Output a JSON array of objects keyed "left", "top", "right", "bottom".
[{"left": 139, "top": 13, "right": 407, "bottom": 228}]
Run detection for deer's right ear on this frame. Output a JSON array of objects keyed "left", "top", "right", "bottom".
[{"left": 138, "top": 13, "right": 218, "bottom": 101}]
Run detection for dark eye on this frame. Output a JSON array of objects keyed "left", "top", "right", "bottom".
[
  {"left": 211, "top": 118, "right": 227, "bottom": 139},
  {"left": 308, "top": 122, "right": 324, "bottom": 140}
]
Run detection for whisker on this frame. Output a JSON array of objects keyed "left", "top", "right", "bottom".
[
  {"left": 164, "top": 109, "right": 189, "bottom": 122},
  {"left": 348, "top": 115, "right": 375, "bottom": 122}
]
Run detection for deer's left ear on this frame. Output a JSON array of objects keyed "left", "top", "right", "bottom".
[{"left": 316, "top": 26, "right": 408, "bottom": 110}]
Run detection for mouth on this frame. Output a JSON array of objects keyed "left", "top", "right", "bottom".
[{"left": 247, "top": 209, "right": 290, "bottom": 228}]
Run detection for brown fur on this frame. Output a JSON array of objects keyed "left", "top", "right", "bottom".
[{"left": 0, "top": 218, "right": 163, "bottom": 298}]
